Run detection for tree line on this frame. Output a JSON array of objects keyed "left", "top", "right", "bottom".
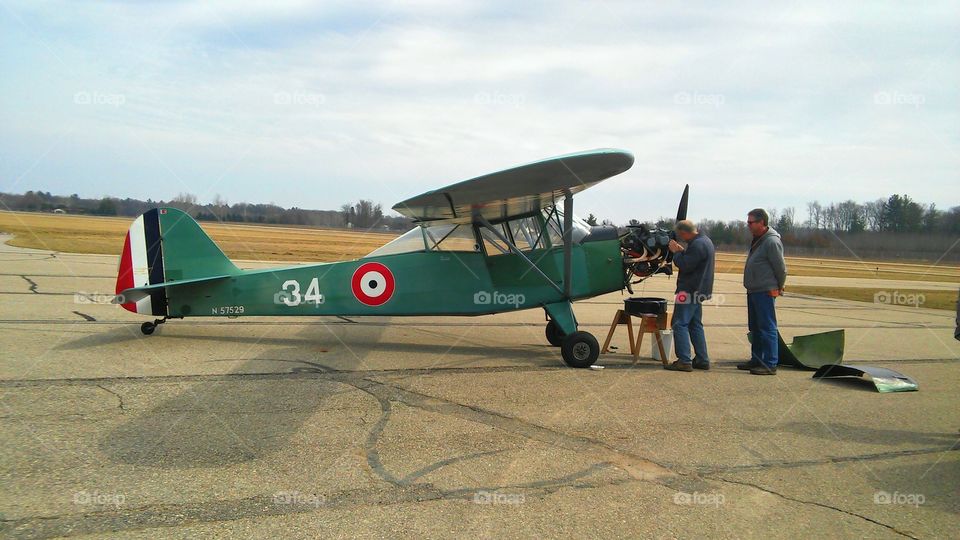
[
  {"left": 803, "top": 194, "right": 953, "bottom": 234},
  {"left": 619, "top": 194, "right": 958, "bottom": 261},
  {"left": 0, "top": 191, "right": 411, "bottom": 231}
]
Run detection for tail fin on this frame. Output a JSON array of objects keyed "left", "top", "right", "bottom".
[{"left": 115, "top": 208, "right": 240, "bottom": 314}]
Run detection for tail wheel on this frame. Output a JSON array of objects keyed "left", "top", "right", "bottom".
[
  {"left": 545, "top": 320, "right": 565, "bottom": 347},
  {"left": 561, "top": 331, "right": 600, "bottom": 368},
  {"left": 140, "top": 318, "right": 167, "bottom": 335}
]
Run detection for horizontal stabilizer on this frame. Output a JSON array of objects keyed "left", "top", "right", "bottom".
[{"left": 115, "top": 274, "right": 233, "bottom": 304}]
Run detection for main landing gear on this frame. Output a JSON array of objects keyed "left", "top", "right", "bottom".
[
  {"left": 545, "top": 320, "right": 564, "bottom": 347},
  {"left": 559, "top": 331, "right": 600, "bottom": 368},
  {"left": 544, "top": 302, "right": 600, "bottom": 369},
  {"left": 546, "top": 320, "right": 599, "bottom": 367}
]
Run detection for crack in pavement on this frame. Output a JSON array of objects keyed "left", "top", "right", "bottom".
[
  {"left": 695, "top": 445, "right": 960, "bottom": 475},
  {"left": 346, "top": 376, "right": 635, "bottom": 488},
  {"left": 19, "top": 275, "right": 39, "bottom": 293},
  {"left": 349, "top": 375, "right": 676, "bottom": 483},
  {"left": 0, "top": 472, "right": 629, "bottom": 540},
  {"left": 95, "top": 384, "right": 125, "bottom": 412},
  {"left": 706, "top": 476, "right": 920, "bottom": 539}
]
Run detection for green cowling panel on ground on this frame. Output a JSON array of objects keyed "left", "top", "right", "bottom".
[
  {"left": 747, "top": 329, "right": 845, "bottom": 370},
  {"left": 813, "top": 364, "right": 919, "bottom": 393}
]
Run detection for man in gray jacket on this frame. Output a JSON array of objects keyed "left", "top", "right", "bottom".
[
  {"left": 665, "top": 219, "right": 715, "bottom": 372},
  {"left": 740, "top": 208, "right": 787, "bottom": 375}
]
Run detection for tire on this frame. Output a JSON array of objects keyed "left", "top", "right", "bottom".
[
  {"left": 561, "top": 331, "right": 599, "bottom": 368},
  {"left": 140, "top": 322, "right": 155, "bottom": 335},
  {"left": 545, "top": 320, "right": 565, "bottom": 347}
]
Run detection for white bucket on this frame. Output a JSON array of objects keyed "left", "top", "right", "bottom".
[{"left": 652, "top": 330, "right": 674, "bottom": 361}]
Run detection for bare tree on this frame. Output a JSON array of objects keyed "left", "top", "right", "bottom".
[
  {"left": 342, "top": 200, "right": 384, "bottom": 229},
  {"left": 806, "top": 201, "right": 822, "bottom": 229},
  {"left": 863, "top": 199, "right": 886, "bottom": 231}
]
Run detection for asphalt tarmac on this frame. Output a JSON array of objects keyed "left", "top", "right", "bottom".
[{"left": 1, "top": 236, "right": 957, "bottom": 538}]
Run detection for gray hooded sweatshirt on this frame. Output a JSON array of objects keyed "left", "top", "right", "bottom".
[{"left": 743, "top": 227, "right": 787, "bottom": 293}]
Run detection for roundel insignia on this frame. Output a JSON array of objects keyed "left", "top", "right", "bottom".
[{"left": 351, "top": 262, "right": 395, "bottom": 306}]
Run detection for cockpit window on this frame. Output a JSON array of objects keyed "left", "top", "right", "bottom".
[
  {"left": 509, "top": 216, "right": 546, "bottom": 251},
  {"left": 479, "top": 224, "right": 510, "bottom": 255},
  {"left": 366, "top": 227, "right": 426, "bottom": 257},
  {"left": 424, "top": 223, "right": 480, "bottom": 252},
  {"left": 368, "top": 222, "right": 480, "bottom": 257}
]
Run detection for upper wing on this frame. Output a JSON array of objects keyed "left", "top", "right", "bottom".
[{"left": 392, "top": 148, "right": 634, "bottom": 223}]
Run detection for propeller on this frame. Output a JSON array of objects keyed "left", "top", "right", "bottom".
[
  {"left": 676, "top": 184, "right": 689, "bottom": 223},
  {"left": 665, "top": 184, "right": 690, "bottom": 267}
]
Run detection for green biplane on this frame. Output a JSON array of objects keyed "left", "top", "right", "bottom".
[{"left": 114, "top": 148, "right": 686, "bottom": 368}]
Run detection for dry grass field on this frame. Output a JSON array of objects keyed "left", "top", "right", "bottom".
[
  {"left": 0, "top": 210, "right": 396, "bottom": 262},
  {"left": 787, "top": 285, "right": 957, "bottom": 311},
  {"left": 714, "top": 252, "right": 959, "bottom": 283}
]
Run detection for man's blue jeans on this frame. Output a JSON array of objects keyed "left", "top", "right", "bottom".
[
  {"left": 672, "top": 301, "right": 708, "bottom": 365},
  {"left": 747, "top": 292, "right": 779, "bottom": 368}
]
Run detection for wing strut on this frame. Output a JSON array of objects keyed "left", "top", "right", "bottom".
[
  {"left": 562, "top": 193, "right": 573, "bottom": 298},
  {"left": 476, "top": 215, "right": 564, "bottom": 296}
]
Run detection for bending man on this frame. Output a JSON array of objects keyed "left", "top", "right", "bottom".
[{"left": 665, "top": 219, "right": 715, "bottom": 372}]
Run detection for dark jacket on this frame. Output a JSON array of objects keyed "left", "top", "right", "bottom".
[
  {"left": 955, "top": 288, "right": 959, "bottom": 341},
  {"left": 673, "top": 234, "right": 715, "bottom": 301},
  {"left": 743, "top": 227, "right": 787, "bottom": 293}
]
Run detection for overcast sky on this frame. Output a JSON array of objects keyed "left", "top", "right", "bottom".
[{"left": 1, "top": 1, "right": 957, "bottom": 223}]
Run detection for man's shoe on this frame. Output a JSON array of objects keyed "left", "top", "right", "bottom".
[
  {"left": 692, "top": 359, "right": 711, "bottom": 371},
  {"left": 737, "top": 359, "right": 761, "bottom": 371},
  {"left": 664, "top": 361, "right": 693, "bottom": 372},
  {"left": 749, "top": 365, "right": 777, "bottom": 375}
]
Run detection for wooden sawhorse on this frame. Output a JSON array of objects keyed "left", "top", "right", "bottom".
[{"left": 601, "top": 310, "right": 671, "bottom": 365}]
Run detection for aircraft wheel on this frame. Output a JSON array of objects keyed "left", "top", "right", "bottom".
[
  {"left": 561, "top": 331, "right": 599, "bottom": 368},
  {"left": 140, "top": 322, "right": 156, "bottom": 335},
  {"left": 545, "top": 320, "right": 565, "bottom": 347}
]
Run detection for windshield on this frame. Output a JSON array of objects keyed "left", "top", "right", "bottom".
[
  {"left": 366, "top": 227, "right": 426, "bottom": 257},
  {"left": 367, "top": 222, "right": 480, "bottom": 257},
  {"left": 423, "top": 223, "right": 480, "bottom": 252}
]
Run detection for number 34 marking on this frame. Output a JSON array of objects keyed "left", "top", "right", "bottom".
[{"left": 278, "top": 278, "right": 324, "bottom": 307}]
